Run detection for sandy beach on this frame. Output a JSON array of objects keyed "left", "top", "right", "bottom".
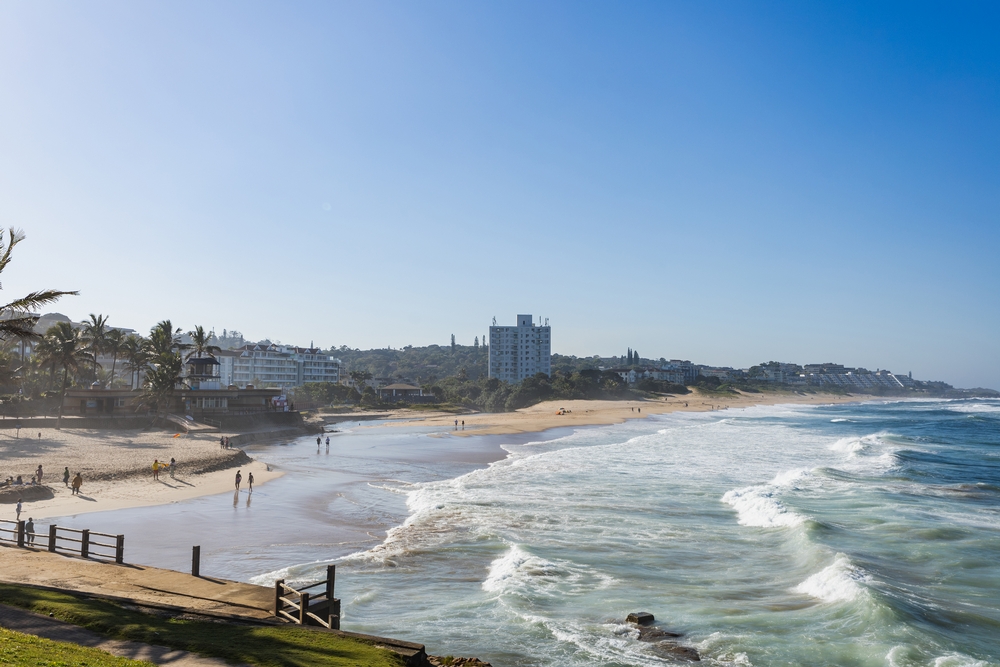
[
  {"left": 0, "top": 428, "right": 284, "bottom": 521},
  {"left": 375, "top": 389, "right": 869, "bottom": 436}
]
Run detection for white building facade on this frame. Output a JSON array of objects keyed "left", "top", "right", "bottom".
[
  {"left": 489, "top": 314, "right": 551, "bottom": 383},
  {"left": 219, "top": 344, "right": 341, "bottom": 389}
]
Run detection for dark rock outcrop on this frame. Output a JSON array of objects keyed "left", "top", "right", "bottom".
[{"left": 627, "top": 611, "right": 655, "bottom": 625}]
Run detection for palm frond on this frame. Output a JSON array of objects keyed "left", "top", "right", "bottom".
[{"left": 0, "top": 290, "right": 79, "bottom": 313}]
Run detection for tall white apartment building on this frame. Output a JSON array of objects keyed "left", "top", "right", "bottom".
[{"left": 489, "top": 314, "right": 551, "bottom": 383}]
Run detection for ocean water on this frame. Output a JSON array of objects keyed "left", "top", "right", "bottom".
[{"left": 53, "top": 399, "right": 1000, "bottom": 666}]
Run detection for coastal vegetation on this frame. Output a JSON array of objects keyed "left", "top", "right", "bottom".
[
  {"left": 0, "top": 627, "right": 152, "bottom": 667},
  {"left": 0, "top": 583, "right": 406, "bottom": 667}
]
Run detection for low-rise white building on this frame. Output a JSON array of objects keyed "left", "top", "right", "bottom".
[{"left": 220, "top": 344, "right": 341, "bottom": 389}]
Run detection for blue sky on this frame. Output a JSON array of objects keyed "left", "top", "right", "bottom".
[{"left": 1, "top": 2, "right": 998, "bottom": 388}]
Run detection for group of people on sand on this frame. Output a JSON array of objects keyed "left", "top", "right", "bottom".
[
  {"left": 2, "top": 464, "right": 46, "bottom": 487},
  {"left": 4, "top": 465, "right": 82, "bottom": 495},
  {"left": 151, "top": 458, "right": 177, "bottom": 481},
  {"left": 220, "top": 436, "right": 233, "bottom": 449}
]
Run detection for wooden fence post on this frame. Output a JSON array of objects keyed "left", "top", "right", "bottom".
[
  {"left": 274, "top": 580, "right": 284, "bottom": 617},
  {"left": 16, "top": 520, "right": 24, "bottom": 547},
  {"left": 299, "top": 592, "right": 310, "bottom": 625},
  {"left": 48, "top": 525, "right": 57, "bottom": 552},
  {"left": 331, "top": 599, "right": 341, "bottom": 630},
  {"left": 80, "top": 529, "right": 90, "bottom": 558},
  {"left": 115, "top": 535, "right": 124, "bottom": 564},
  {"left": 326, "top": 564, "right": 336, "bottom": 604},
  {"left": 192, "top": 545, "right": 200, "bottom": 577}
]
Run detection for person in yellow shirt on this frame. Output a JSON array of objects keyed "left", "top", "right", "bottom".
[{"left": 152, "top": 459, "right": 162, "bottom": 481}]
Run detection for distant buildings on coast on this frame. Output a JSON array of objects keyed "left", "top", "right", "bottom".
[{"left": 601, "top": 359, "right": 920, "bottom": 390}]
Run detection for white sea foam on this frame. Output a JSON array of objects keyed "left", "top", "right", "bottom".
[
  {"left": 721, "top": 485, "right": 804, "bottom": 528},
  {"left": 947, "top": 403, "right": 1000, "bottom": 414},
  {"left": 483, "top": 544, "right": 614, "bottom": 598},
  {"left": 931, "top": 654, "right": 989, "bottom": 667},
  {"left": 830, "top": 435, "right": 870, "bottom": 456},
  {"left": 794, "top": 554, "right": 871, "bottom": 603},
  {"left": 830, "top": 418, "right": 851, "bottom": 422}
]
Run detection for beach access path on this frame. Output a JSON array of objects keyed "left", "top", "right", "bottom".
[{"left": 0, "top": 546, "right": 275, "bottom": 620}]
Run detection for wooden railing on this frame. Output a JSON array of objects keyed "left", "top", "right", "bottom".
[
  {"left": 274, "top": 564, "right": 340, "bottom": 630},
  {"left": 0, "top": 519, "right": 123, "bottom": 564}
]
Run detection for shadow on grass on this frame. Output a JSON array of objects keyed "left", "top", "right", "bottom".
[{"left": 0, "top": 584, "right": 406, "bottom": 667}]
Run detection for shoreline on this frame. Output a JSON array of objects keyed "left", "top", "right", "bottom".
[
  {"left": 374, "top": 389, "right": 871, "bottom": 437},
  {"left": 4, "top": 392, "right": 868, "bottom": 525}
]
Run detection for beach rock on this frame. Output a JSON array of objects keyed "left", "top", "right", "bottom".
[
  {"left": 427, "top": 657, "right": 492, "bottom": 667},
  {"left": 627, "top": 611, "right": 655, "bottom": 625},
  {"left": 637, "top": 626, "right": 683, "bottom": 642},
  {"left": 649, "top": 643, "right": 701, "bottom": 662}
]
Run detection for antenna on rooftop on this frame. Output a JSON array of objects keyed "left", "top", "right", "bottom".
[{"left": 492, "top": 316, "right": 496, "bottom": 326}]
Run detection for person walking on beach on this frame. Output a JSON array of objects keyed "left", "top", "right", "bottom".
[
  {"left": 169, "top": 457, "right": 176, "bottom": 478},
  {"left": 71, "top": 473, "right": 82, "bottom": 495},
  {"left": 152, "top": 459, "right": 162, "bottom": 481},
  {"left": 454, "top": 419, "right": 458, "bottom": 430},
  {"left": 325, "top": 436, "right": 330, "bottom": 446},
  {"left": 220, "top": 436, "right": 225, "bottom": 449},
  {"left": 235, "top": 470, "right": 242, "bottom": 490},
  {"left": 25, "top": 517, "right": 35, "bottom": 545},
  {"left": 248, "top": 471, "right": 254, "bottom": 491},
  {"left": 15, "top": 499, "right": 22, "bottom": 521},
  {"left": 36, "top": 465, "right": 43, "bottom": 484},
  {"left": 63, "top": 467, "right": 70, "bottom": 487}
]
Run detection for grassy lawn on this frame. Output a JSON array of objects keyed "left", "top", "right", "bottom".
[
  {"left": 0, "top": 584, "right": 405, "bottom": 667},
  {"left": 0, "top": 627, "right": 154, "bottom": 667}
]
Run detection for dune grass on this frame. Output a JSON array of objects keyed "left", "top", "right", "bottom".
[
  {"left": 0, "top": 627, "right": 154, "bottom": 667},
  {"left": 0, "top": 584, "right": 405, "bottom": 667}
]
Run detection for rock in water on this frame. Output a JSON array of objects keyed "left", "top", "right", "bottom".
[
  {"left": 627, "top": 612, "right": 655, "bottom": 625},
  {"left": 637, "top": 626, "right": 683, "bottom": 642}
]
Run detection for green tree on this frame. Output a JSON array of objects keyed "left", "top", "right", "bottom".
[
  {"left": 38, "top": 322, "right": 93, "bottom": 427},
  {"left": 186, "top": 325, "right": 221, "bottom": 359},
  {"left": 104, "top": 328, "right": 126, "bottom": 388},
  {"left": 122, "top": 334, "right": 148, "bottom": 390},
  {"left": 135, "top": 321, "right": 187, "bottom": 416},
  {"left": 81, "top": 314, "right": 110, "bottom": 380},
  {"left": 0, "top": 228, "right": 77, "bottom": 342},
  {"left": 348, "top": 370, "right": 372, "bottom": 395},
  {"left": 136, "top": 352, "right": 184, "bottom": 415}
]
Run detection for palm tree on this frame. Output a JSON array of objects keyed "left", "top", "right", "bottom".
[
  {"left": 135, "top": 352, "right": 184, "bottom": 416},
  {"left": 81, "top": 314, "right": 109, "bottom": 381},
  {"left": 105, "top": 328, "right": 125, "bottom": 387},
  {"left": 186, "top": 325, "right": 221, "bottom": 360},
  {"left": 38, "top": 322, "right": 93, "bottom": 428},
  {"left": 0, "top": 229, "right": 77, "bottom": 342},
  {"left": 146, "top": 320, "right": 186, "bottom": 358},
  {"left": 135, "top": 321, "right": 187, "bottom": 417},
  {"left": 122, "top": 335, "right": 148, "bottom": 390}
]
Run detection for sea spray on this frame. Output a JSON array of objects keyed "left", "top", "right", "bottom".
[{"left": 794, "top": 553, "right": 872, "bottom": 603}]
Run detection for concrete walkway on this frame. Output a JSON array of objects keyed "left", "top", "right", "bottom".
[
  {"left": 0, "top": 603, "right": 244, "bottom": 666},
  {"left": 0, "top": 546, "right": 275, "bottom": 621}
]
